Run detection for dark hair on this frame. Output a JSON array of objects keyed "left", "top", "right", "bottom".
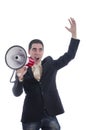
[{"left": 28, "top": 39, "right": 44, "bottom": 50}]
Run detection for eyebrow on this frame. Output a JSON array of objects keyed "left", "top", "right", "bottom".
[{"left": 32, "top": 47, "right": 43, "bottom": 49}]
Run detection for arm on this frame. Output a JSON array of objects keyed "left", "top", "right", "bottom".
[
  {"left": 54, "top": 18, "right": 80, "bottom": 69},
  {"left": 12, "top": 75, "right": 23, "bottom": 97},
  {"left": 54, "top": 38, "right": 80, "bottom": 69},
  {"left": 12, "top": 66, "right": 27, "bottom": 96}
]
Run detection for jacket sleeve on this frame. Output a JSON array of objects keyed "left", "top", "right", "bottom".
[
  {"left": 54, "top": 38, "right": 80, "bottom": 70},
  {"left": 12, "top": 75, "right": 23, "bottom": 97}
]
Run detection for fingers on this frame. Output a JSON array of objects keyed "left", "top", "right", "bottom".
[
  {"left": 68, "top": 17, "right": 76, "bottom": 26},
  {"left": 16, "top": 66, "right": 27, "bottom": 78},
  {"left": 65, "top": 26, "right": 70, "bottom": 31},
  {"left": 23, "top": 67, "right": 28, "bottom": 75},
  {"left": 65, "top": 17, "right": 76, "bottom": 29}
]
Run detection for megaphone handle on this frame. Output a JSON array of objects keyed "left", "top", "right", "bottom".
[{"left": 10, "top": 70, "right": 16, "bottom": 83}]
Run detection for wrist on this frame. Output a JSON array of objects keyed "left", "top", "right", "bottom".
[
  {"left": 72, "top": 32, "right": 77, "bottom": 39},
  {"left": 17, "top": 73, "right": 23, "bottom": 82}
]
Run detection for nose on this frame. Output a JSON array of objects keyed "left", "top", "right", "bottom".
[{"left": 35, "top": 49, "right": 40, "bottom": 54}]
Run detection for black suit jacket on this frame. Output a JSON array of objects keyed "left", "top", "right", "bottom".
[{"left": 12, "top": 38, "right": 80, "bottom": 123}]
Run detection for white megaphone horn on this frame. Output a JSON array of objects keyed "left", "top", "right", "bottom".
[{"left": 5, "top": 45, "right": 27, "bottom": 70}]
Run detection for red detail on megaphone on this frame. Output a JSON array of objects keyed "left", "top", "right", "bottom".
[{"left": 25, "top": 57, "right": 35, "bottom": 67}]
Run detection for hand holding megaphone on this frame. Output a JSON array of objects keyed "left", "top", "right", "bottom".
[
  {"left": 16, "top": 57, "right": 35, "bottom": 81},
  {"left": 16, "top": 66, "right": 27, "bottom": 81}
]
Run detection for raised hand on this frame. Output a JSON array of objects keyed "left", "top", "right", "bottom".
[{"left": 65, "top": 17, "right": 77, "bottom": 39}]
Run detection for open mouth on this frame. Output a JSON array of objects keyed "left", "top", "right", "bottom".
[{"left": 35, "top": 57, "right": 40, "bottom": 61}]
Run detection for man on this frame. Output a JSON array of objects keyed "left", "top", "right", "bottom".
[{"left": 12, "top": 17, "right": 80, "bottom": 130}]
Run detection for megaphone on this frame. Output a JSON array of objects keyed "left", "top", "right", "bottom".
[
  {"left": 5, "top": 45, "right": 34, "bottom": 82},
  {"left": 5, "top": 45, "right": 27, "bottom": 70}
]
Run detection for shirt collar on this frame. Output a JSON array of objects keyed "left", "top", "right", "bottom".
[{"left": 32, "top": 61, "right": 42, "bottom": 68}]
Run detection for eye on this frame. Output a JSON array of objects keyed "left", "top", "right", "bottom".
[
  {"left": 32, "top": 48, "right": 36, "bottom": 52},
  {"left": 39, "top": 48, "right": 43, "bottom": 52}
]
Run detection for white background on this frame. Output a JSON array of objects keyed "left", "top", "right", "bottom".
[{"left": 0, "top": 0, "right": 86, "bottom": 130}]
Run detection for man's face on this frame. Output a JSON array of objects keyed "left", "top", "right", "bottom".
[{"left": 28, "top": 43, "right": 44, "bottom": 64}]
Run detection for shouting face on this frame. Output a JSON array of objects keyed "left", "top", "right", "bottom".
[{"left": 28, "top": 43, "right": 44, "bottom": 64}]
